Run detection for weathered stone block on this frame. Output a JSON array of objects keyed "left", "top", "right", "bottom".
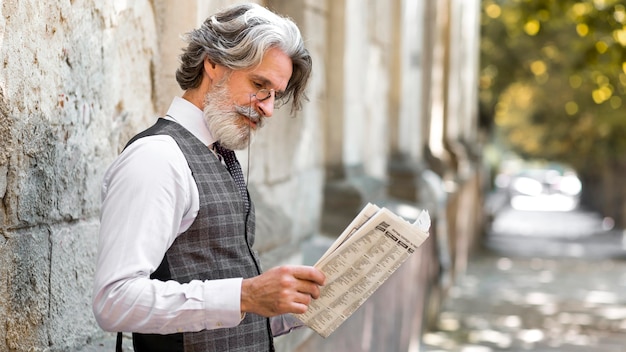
[
  {"left": 48, "top": 220, "right": 101, "bottom": 350},
  {"left": 1, "top": 227, "right": 50, "bottom": 352}
]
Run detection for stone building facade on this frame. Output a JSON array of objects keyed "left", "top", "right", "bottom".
[{"left": 0, "top": 0, "right": 482, "bottom": 351}]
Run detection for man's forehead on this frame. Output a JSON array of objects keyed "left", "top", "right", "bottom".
[{"left": 249, "top": 48, "right": 293, "bottom": 89}]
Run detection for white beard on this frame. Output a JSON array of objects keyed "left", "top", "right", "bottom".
[{"left": 203, "top": 84, "right": 265, "bottom": 150}]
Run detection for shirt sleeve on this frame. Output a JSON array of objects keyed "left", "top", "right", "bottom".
[
  {"left": 92, "top": 135, "right": 244, "bottom": 334},
  {"left": 270, "top": 314, "right": 305, "bottom": 337}
]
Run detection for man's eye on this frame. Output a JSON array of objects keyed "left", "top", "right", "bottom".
[
  {"left": 253, "top": 82, "right": 263, "bottom": 89},
  {"left": 275, "top": 91, "right": 285, "bottom": 100}
]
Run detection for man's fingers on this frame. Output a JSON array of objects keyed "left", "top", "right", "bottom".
[
  {"left": 295, "top": 280, "right": 321, "bottom": 299},
  {"left": 297, "top": 292, "right": 312, "bottom": 306},
  {"left": 290, "top": 301, "right": 309, "bottom": 315},
  {"left": 291, "top": 265, "right": 326, "bottom": 286}
]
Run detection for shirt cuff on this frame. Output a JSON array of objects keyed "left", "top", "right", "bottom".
[{"left": 202, "top": 277, "right": 243, "bottom": 329}]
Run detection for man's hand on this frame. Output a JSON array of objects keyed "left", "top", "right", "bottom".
[{"left": 241, "top": 265, "right": 326, "bottom": 317}]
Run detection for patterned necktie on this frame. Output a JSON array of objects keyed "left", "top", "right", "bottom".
[{"left": 213, "top": 142, "right": 250, "bottom": 213}]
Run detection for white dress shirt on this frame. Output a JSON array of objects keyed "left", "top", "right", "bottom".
[{"left": 92, "top": 97, "right": 244, "bottom": 334}]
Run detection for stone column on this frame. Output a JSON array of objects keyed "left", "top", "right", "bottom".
[{"left": 320, "top": 0, "right": 391, "bottom": 237}]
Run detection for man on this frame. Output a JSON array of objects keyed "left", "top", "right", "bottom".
[{"left": 92, "top": 4, "right": 325, "bottom": 352}]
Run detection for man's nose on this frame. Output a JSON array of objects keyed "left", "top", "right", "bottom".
[{"left": 257, "top": 96, "right": 275, "bottom": 117}]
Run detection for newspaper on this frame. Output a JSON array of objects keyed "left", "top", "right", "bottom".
[{"left": 293, "top": 203, "right": 431, "bottom": 338}]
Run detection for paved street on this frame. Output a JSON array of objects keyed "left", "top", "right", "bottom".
[{"left": 421, "top": 200, "right": 626, "bottom": 352}]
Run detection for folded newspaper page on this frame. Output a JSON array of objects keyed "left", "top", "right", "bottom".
[{"left": 293, "top": 203, "right": 431, "bottom": 338}]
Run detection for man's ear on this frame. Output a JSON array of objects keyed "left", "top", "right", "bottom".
[
  {"left": 204, "top": 57, "right": 226, "bottom": 83},
  {"left": 205, "top": 57, "right": 217, "bottom": 68},
  {"left": 204, "top": 58, "right": 215, "bottom": 79},
  {"left": 204, "top": 57, "right": 224, "bottom": 82}
]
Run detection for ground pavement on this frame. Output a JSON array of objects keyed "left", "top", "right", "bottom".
[{"left": 421, "top": 204, "right": 626, "bottom": 352}]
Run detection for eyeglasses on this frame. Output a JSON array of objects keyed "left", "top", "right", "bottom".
[{"left": 251, "top": 89, "right": 288, "bottom": 109}]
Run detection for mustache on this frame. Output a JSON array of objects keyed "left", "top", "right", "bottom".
[{"left": 235, "top": 105, "right": 264, "bottom": 128}]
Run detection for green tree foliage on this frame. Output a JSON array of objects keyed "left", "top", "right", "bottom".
[{"left": 480, "top": 0, "right": 626, "bottom": 172}]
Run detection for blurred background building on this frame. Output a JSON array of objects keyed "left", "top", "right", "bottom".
[{"left": 0, "top": 0, "right": 483, "bottom": 351}]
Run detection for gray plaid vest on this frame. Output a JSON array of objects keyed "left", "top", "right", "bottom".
[{"left": 126, "top": 118, "right": 273, "bottom": 352}]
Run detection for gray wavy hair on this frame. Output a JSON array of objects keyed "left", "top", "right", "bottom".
[{"left": 176, "top": 3, "right": 312, "bottom": 112}]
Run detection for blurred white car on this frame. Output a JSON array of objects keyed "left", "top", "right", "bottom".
[{"left": 507, "top": 167, "right": 582, "bottom": 211}]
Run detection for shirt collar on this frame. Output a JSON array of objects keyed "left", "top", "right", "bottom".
[{"left": 164, "top": 96, "right": 216, "bottom": 147}]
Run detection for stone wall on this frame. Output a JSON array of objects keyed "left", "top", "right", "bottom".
[
  {"left": 0, "top": 1, "right": 158, "bottom": 350},
  {"left": 0, "top": 0, "right": 483, "bottom": 351}
]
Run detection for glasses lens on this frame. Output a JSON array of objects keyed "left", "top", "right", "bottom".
[
  {"left": 256, "top": 89, "right": 271, "bottom": 101},
  {"left": 253, "top": 89, "right": 289, "bottom": 109}
]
